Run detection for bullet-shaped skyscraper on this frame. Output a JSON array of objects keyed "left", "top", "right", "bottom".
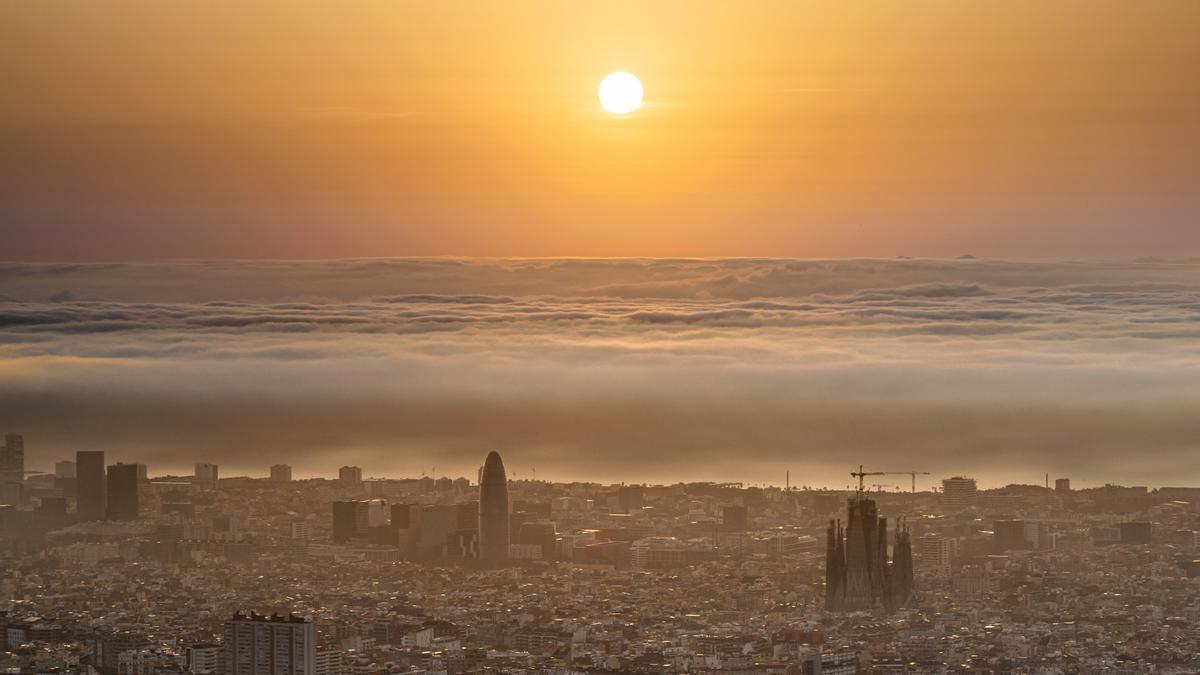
[{"left": 477, "top": 450, "right": 510, "bottom": 563}]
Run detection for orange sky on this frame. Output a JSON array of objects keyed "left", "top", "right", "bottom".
[{"left": 2, "top": 1, "right": 1198, "bottom": 259}]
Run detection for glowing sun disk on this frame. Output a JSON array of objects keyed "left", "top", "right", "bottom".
[{"left": 598, "top": 72, "right": 643, "bottom": 114}]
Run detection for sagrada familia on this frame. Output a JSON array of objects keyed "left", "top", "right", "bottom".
[{"left": 824, "top": 494, "right": 915, "bottom": 612}]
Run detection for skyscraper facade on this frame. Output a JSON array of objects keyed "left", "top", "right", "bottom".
[
  {"left": 825, "top": 494, "right": 914, "bottom": 612},
  {"left": 478, "top": 450, "right": 510, "bottom": 563},
  {"left": 331, "top": 500, "right": 367, "bottom": 543},
  {"left": 222, "top": 611, "right": 315, "bottom": 675},
  {"left": 76, "top": 450, "right": 107, "bottom": 520},
  {"left": 106, "top": 462, "right": 140, "bottom": 520}
]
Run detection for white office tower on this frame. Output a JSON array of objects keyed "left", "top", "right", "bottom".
[
  {"left": 918, "top": 532, "right": 955, "bottom": 576},
  {"left": 222, "top": 612, "right": 315, "bottom": 675},
  {"left": 188, "top": 644, "right": 220, "bottom": 675},
  {"left": 365, "top": 499, "right": 389, "bottom": 528},
  {"left": 314, "top": 650, "right": 342, "bottom": 675}
]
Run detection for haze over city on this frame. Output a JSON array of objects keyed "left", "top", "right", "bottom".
[{"left": 3, "top": 3, "right": 1200, "bottom": 673}]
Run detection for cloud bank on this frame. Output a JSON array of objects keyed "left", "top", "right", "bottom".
[{"left": 2, "top": 258, "right": 1199, "bottom": 487}]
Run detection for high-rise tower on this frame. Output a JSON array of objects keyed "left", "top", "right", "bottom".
[
  {"left": 222, "top": 611, "right": 315, "bottom": 675},
  {"left": 0, "top": 433, "right": 25, "bottom": 506},
  {"left": 76, "top": 450, "right": 107, "bottom": 520},
  {"left": 106, "top": 462, "right": 140, "bottom": 520},
  {"left": 477, "top": 450, "right": 510, "bottom": 563},
  {"left": 194, "top": 462, "right": 219, "bottom": 486},
  {"left": 0, "top": 433, "right": 24, "bottom": 485}
]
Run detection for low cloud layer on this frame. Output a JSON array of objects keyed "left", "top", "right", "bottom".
[{"left": 2, "top": 258, "right": 1199, "bottom": 487}]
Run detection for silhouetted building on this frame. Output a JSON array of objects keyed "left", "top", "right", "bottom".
[
  {"left": 888, "top": 523, "right": 915, "bottom": 612},
  {"left": 106, "top": 463, "right": 140, "bottom": 520},
  {"left": 331, "top": 500, "right": 367, "bottom": 543},
  {"left": 617, "top": 485, "right": 644, "bottom": 512},
  {"left": 1120, "top": 521, "right": 1152, "bottom": 545},
  {"left": 825, "top": 519, "right": 846, "bottom": 611},
  {"left": 55, "top": 460, "right": 76, "bottom": 478},
  {"left": 517, "top": 521, "right": 559, "bottom": 560},
  {"left": 722, "top": 505, "right": 750, "bottom": 532},
  {"left": 338, "top": 466, "right": 362, "bottom": 485},
  {"left": 37, "top": 495, "right": 68, "bottom": 530},
  {"left": 389, "top": 502, "right": 419, "bottom": 551},
  {"left": 1055, "top": 477, "right": 1071, "bottom": 493},
  {"left": 406, "top": 502, "right": 476, "bottom": 558},
  {"left": 55, "top": 475, "right": 77, "bottom": 499},
  {"left": 478, "top": 450, "right": 510, "bottom": 563},
  {"left": 0, "top": 432, "right": 24, "bottom": 489},
  {"left": 195, "top": 462, "right": 219, "bottom": 486},
  {"left": 941, "top": 476, "right": 977, "bottom": 511},
  {"left": 390, "top": 503, "right": 415, "bottom": 529},
  {"left": 270, "top": 464, "right": 292, "bottom": 482},
  {"left": 76, "top": 450, "right": 107, "bottom": 520},
  {"left": 994, "top": 519, "right": 1029, "bottom": 553},
  {"left": 222, "top": 611, "right": 315, "bottom": 675},
  {"left": 825, "top": 494, "right": 914, "bottom": 612},
  {"left": 386, "top": 499, "right": 420, "bottom": 547}
]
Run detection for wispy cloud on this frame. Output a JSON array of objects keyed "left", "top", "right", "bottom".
[{"left": 2, "top": 258, "right": 1199, "bottom": 486}]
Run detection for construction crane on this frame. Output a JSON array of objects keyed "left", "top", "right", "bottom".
[
  {"left": 850, "top": 465, "right": 884, "bottom": 493},
  {"left": 880, "top": 471, "right": 931, "bottom": 493},
  {"left": 851, "top": 466, "right": 931, "bottom": 493}
]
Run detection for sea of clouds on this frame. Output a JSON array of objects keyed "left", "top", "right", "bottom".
[{"left": 2, "top": 257, "right": 1199, "bottom": 487}]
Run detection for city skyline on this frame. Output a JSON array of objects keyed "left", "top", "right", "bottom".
[
  {"left": 2, "top": 431, "right": 1183, "bottom": 495},
  {"left": 4, "top": 440, "right": 1199, "bottom": 673}
]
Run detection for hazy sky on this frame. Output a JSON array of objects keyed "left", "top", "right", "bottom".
[
  {"left": 3, "top": 1, "right": 1198, "bottom": 259},
  {"left": 4, "top": 258, "right": 1200, "bottom": 487}
]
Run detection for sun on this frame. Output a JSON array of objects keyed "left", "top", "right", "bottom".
[{"left": 598, "top": 72, "right": 643, "bottom": 114}]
